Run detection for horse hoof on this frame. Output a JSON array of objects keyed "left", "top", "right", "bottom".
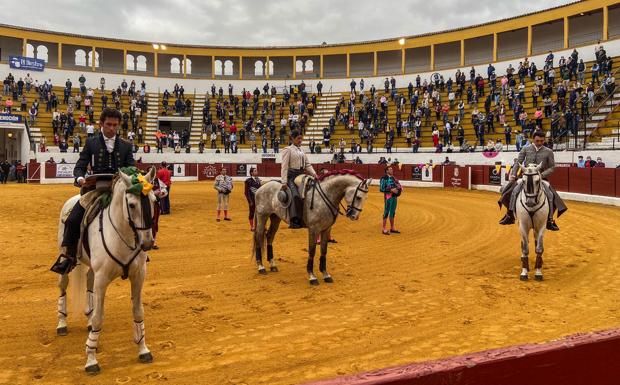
[
  {"left": 323, "top": 277, "right": 334, "bottom": 283},
  {"left": 309, "top": 279, "right": 319, "bottom": 286},
  {"left": 520, "top": 275, "right": 528, "bottom": 281},
  {"left": 85, "top": 364, "right": 100, "bottom": 375},
  {"left": 270, "top": 266, "right": 279, "bottom": 272},
  {"left": 139, "top": 352, "right": 154, "bottom": 363},
  {"left": 56, "top": 327, "right": 68, "bottom": 336},
  {"left": 535, "top": 275, "right": 544, "bottom": 281},
  {"left": 258, "top": 268, "right": 267, "bottom": 275}
]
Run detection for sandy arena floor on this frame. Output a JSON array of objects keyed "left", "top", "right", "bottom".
[{"left": 0, "top": 181, "right": 619, "bottom": 385}]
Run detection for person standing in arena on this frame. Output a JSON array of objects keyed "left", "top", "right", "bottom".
[
  {"left": 379, "top": 165, "right": 402, "bottom": 235},
  {"left": 244, "top": 167, "right": 261, "bottom": 231},
  {"left": 214, "top": 167, "right": 233, "bottom": 221},
  {"left": 50, "top": 108, "right": 134, "bottom": 274},
  {"left": 156, "top": 161, "right": 172, "bottom": 215}
]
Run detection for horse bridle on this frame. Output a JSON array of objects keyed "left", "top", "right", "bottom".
[
  {"left": 519, "top": 170, "right": 547, "bottom": 228},
  {"left": 343, "top": 179, "right": 369, "bottom": 218},
  {"left": 99, "top": 191, "right": 153, "bottom": 280},
  {"left": 311, "top": 178, "right": 368, "bottom": 219},
  {"left": 523, "top": 171, "right": 542, "bottom": 206}
]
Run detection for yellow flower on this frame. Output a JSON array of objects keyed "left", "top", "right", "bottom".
[{"left": 137, "top": 174, "right": 153, "bottom": 196}]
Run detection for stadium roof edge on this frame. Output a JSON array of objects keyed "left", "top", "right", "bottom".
[{"left": 1, "top": 1, "right": 589, "bottom": 50}]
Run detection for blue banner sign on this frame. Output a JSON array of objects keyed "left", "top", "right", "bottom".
[
  {"left": 9, "top": 56, "right": 45, "bottom": 72},
  {"left": 0, "top": 113, "right": 22, "bottom": 123}
]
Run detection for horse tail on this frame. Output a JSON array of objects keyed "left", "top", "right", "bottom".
[{"left": 70, "top": 262, "right": 88, "bottom": 317}]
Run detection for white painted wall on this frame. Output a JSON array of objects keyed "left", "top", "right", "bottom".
[
  {"left": 4, "top": 40, "right": 618, "bottom": 95},
  {"left": 35, "top": 148, "right": 620, "bottom": 168}
]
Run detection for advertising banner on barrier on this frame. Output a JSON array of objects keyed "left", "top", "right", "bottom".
[
  {"left": 489, "top": 165, "right": 502, "bottom": 185},
  {"left": 236, "top": 164, "right": 248, "bottom": 176},
  {"left": 198, "top": 164, "right": 219, "bottom": 180},
  {"left": 173, "top": 164, "right": 186, "bottom": 177},
  {"left": 0, "top": 113, "right": 22, "bottom": 123},
  {"left": 55, "top": 163, "right": 75, "bottom": 178},
  {"left": 443, "top": 165, "right": 471, "bottom": 189},
  {"left": 412, "top": 165, "right": 423, "bottom": 180},
  {"left": 421, "top": 165, "right": 434, "bottom": 181},
  {"left": 9, "top": 56, "right": 45, "bottom": 72}
]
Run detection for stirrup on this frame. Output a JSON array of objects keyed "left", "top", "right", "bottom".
[
  {"left": 499, "top": 213, "right": 515, "bottom": 225},
  {"left": 546, "top": 220, "right": 559, "bottom": 231},
  {"left": 50, "top": 254, "right": 76, "bottom": 275}
]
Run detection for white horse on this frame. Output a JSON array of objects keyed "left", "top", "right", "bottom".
[
  {"left": 56, "top": 168, "right": 157, "bottom": 374},
  {"left": 253, "top": 171, "right": 372, "bottom": 285},
  {"left": 515, "top": 163, "right": 550, "bottom": 281}
]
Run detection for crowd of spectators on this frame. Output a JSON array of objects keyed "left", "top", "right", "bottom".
[{"left": 329, "top": 44, "right": 615, "bottom": 154}]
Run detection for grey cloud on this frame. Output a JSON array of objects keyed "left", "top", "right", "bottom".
[{"left": 4, "top": 0, "right": 573, "bottom": 46}]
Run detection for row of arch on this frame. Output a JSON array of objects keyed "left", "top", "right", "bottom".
[{"left": 25, "top": 45, "right": 315, "bottom": 76}]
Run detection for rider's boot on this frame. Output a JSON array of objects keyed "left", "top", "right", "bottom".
[
  {"left": 50, "top": 245, "right": 77, "bottom": 275},
  {"left": 546, "top": 218, "right": 560, "bottom": 231},
  {"left": 499, "top": 210, "right": 515, "bottom": 225}
]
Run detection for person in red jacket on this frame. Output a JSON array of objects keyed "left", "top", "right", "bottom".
[{"left": 156, "top": 161, "right": 172, "bottom": 214}]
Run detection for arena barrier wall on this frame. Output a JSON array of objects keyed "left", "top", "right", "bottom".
[
  {"left": 303, "top": 328, "right": 620, "bottom": 385},
  {"left": 34, "top": 162, "right": 620, "bottom": 204}
]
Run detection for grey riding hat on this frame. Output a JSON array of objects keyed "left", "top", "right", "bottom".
[{"left": 277, "top": 189, "right": 291, "bottom": 208}]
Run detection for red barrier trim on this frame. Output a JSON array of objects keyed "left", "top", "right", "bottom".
[{"left": 303, "top": 328, "right": 620, "bottom": 385}]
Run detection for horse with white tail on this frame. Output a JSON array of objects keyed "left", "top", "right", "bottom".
[
  {"left": 252, "top": 170, "right": 371, "bottom": 285},
  {"left": 515, "top": 163, "right": 550, "bottom": 281},
  {"left": 56, "top": 167, "right": 157, "bottom": 374}
]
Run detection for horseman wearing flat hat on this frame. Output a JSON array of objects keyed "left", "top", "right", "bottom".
[
  {"left": 280, "top": 129, "right": 317, "bottom": 228},
  {"left": 50, "top": 108, "right": 135, "bottom": 274}
]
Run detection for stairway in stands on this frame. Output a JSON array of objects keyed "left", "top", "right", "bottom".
[
  {"left": 145, "top": 93, "right": 159, "bottom": 143},
  {"left": 303, "top": 93, "right": 340, "bottom": 148},
  {"left": 585, "top": 91, "right": 620, "bottom": 148},
  {"left": 190, "top": 94, "right": 206, "bottom": 146}
]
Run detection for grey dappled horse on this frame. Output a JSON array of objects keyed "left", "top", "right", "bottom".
[
  {"left": 515, "top": 163, "right": 550, "bottom": 281},
  {"left": 253, "top": 171, "right": 372, "bottom": 285},
  {"left": 56, "top": 168, "right": 157, "bottom": 374}
]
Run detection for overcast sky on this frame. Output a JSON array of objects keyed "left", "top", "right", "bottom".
[{"left": 3, "top": 0, "right": 575, "bottom": 47}]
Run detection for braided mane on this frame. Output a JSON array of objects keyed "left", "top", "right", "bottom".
[{"left": 317, "top": 169, "right": 364, "bottom": 181}]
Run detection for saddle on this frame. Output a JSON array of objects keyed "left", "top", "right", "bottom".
[{"left": 62, "top": 175, "right": 115, "bottom": 261}]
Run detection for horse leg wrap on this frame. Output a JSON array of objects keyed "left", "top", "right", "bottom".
[
  {"left": 57, "top": 293, "right": 67, "bottom": 319},
  {"left": 84, "top": 290, "right": 94, "bottom": 317},
  {"left": 521, "top": 256, "right": 529, "bottom": 271},
  {"left": 133, "top": 320, "right": 145, "bottom": 345},
  {"left": 307, "top": 258, "right": 314, "bottom": 273},
  {"left": 319, "top": 255, "right": 327, "bottom": 273},
  {"left": 255, "top": 248, "right": 262, "bottom": 264},
  {"left": 85, "top": 329, "right": 100, "bottom": 355},
  {"left": 267, "top": 245, "right": 274, "bottom": 262},
  {"left": 534, "top": 256, "right": 543, "bottom": 269}
]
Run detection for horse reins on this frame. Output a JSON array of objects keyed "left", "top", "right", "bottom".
[{"left": 99, "top": 194, "right": 153, "bottom": 280}]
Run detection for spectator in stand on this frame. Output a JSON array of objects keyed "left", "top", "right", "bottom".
[
  {"left": 585, "top": 156, "right": 596, "bottom": 167},
  {"left": 157, "top": 162, "right": 172, "bottom": 215},
  {"left": 214, "top": 167, "right": 233, "bottom": 221},
  {"left": 594, "top": 157, "right": 605, "bottom": 168},
  {"left": 143, "top": 143, "right": 151, "bottom": 153},
  {"left": 577, "top": 155, "right": 585, "bottom": 168}
]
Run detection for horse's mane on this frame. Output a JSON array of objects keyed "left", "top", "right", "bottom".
[{"left": 317, "top": 169, "right": 364, "bottom": 181}]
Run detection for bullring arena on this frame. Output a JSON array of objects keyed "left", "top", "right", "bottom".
[
  {"left": 1, "top": 181, "right": 619, "bottom": 385},
  {"left": 2, "top": 0, "right": 620, "bottom": 384}
]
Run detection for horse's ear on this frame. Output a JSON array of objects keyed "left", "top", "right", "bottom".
[
  {"left": 536, "top": 162, "right": 543, "bottom": 172},
  {"left": 120, "top": 171, "right": 133, "bottom": 187},
  {"left": 146, "top": 166, "right": 156, "bottom": 183}
]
